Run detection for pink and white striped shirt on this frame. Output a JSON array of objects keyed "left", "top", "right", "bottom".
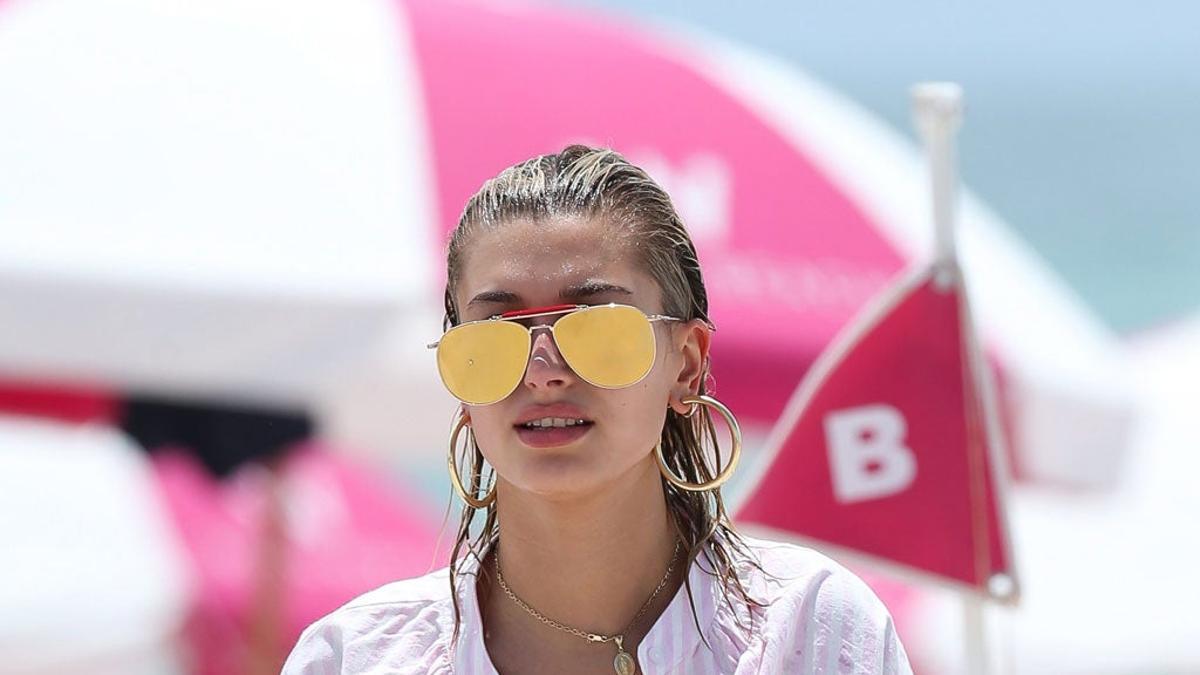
[{"left": 282, "top": 536, "right": 911, "bottom": 674}]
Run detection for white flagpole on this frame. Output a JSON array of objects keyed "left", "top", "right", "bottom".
[
  {"left": 912, "top": 82, "right": 991, "bottom": 675},
  {"left": 912, "top": 82, "right": 964, "bottom": 281}
]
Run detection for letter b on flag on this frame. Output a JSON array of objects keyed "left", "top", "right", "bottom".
[{"left": 825, "top": 404, "right": 916, "bottom": 504}]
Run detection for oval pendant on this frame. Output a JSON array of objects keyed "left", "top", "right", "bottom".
[{"left": 614, "top": 651, "right": 636, "bottom": 675}]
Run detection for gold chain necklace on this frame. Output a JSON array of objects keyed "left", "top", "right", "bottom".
[{"left": 493, "top": 539, "right": 682, "bottom": 675}]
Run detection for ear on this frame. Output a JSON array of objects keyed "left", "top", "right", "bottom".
[{"left": 668, "top": 319, "right": 711, "bottom": 416}]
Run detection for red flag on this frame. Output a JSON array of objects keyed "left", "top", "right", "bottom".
[{"left": 735, "top": 264, "right": 1018, "bottom": 601}]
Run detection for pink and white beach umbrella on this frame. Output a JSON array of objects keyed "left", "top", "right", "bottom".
[{"left": 0, "top": 0, "right": 1132, "bottom": 488}]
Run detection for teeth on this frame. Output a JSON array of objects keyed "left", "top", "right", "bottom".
[{"left": 522, "top": 417, "right": 588, "bottom": 429}]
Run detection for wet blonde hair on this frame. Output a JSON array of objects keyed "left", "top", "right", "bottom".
[{"left": 443, "top": 144, "right": 765, "bottom": 645}]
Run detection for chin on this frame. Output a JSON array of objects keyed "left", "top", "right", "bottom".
[
  {"left": 508, "top": 453, "right": 609, "bottom": 501},
  {"left": 502, "top": 448, "right": 658, "bottom": 503}
]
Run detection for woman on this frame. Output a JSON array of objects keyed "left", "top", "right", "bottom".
[{"left": 283, "top": 146, "right": 911, "bottom": 674}]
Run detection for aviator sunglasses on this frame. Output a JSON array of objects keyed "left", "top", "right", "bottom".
[{"left": 428, "top": 303, "right": 692, "bottom": 405}]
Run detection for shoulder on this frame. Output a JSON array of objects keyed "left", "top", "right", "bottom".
[
  {"left": 731, "top": 535, "right": 913, "bottom": 674},
  {"left": 281, "top": 566, "right": 460, "bottom": 675},
  {"left": 729, "top": 534, "right": 863, "bottom": 601},
  {"left": 736, "top": 534, "right": 848, "bottom": 581}
]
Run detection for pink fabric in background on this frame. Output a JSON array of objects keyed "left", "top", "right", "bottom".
[
  {"left": 401, "top": 0, "right": 906, "bottom": 426},
  {"left": 151, "top": 444, "right": 441, "bottom": 675},
  {"left": 0, "top": 379, "right": 118, "bottom": 425}
]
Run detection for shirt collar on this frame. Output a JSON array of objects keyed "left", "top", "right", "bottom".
[{"left": 452, "top": 546, "right": 498, "bottom": 674}]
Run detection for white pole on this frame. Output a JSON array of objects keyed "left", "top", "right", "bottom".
[
  {"left": 912, "top": 82, "right": 964, "bottom": 275},
  {"left": 963, "top": 596, "right": 989, "bottom": 675},
  {"left": 913, "top": 82, "right": 991, "bottom": 675}
]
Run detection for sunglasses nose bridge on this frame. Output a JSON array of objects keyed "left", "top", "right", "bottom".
[
  {"left": 523, "top": 322, "right": 575, "bottom": 390},
  {"left": 526, "top": 323, "right": 561, "bottom": 358}
]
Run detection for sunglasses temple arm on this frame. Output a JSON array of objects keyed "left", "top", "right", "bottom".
[{"left": 649, "top": 316, "right": 717, "bottom": 332}]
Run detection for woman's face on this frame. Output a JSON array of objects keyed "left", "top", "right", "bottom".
[{"left": 453, "top": 216, "right": 708, "bottom": 501}]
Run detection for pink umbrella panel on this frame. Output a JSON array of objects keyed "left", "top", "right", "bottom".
[
  {"left": 151, "top": 443, "right": 441, "bottom": 675},
  {"left": 409, "top": 0, "right": 933, "bottom": 424}
]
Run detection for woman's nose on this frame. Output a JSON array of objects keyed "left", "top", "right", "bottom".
[{"left": 523, "top": 327, "right": 573, "bottom": 392}]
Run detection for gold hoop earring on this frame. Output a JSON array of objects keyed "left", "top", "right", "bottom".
[
  {"left": 656, "top": 394, "right": 742, "bottom": 492},
  {"left": 448, "top": 412, "right": 496, "bottom": 508}
]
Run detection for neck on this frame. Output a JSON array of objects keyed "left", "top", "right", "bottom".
[{"left": 482, "top": 455, "right": 681, "bottom": 644}]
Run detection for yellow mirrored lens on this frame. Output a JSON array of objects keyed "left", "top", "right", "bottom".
[
  {"left": 437, "top": 321, "right": 530, "bottom": 404},
  {"left": 554, "top": 305, "right": 656, "bottom": 388}
]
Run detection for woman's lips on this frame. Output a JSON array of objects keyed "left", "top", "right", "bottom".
[{"left": 514, "top": 422, "right": 594, "bottom": 448}]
